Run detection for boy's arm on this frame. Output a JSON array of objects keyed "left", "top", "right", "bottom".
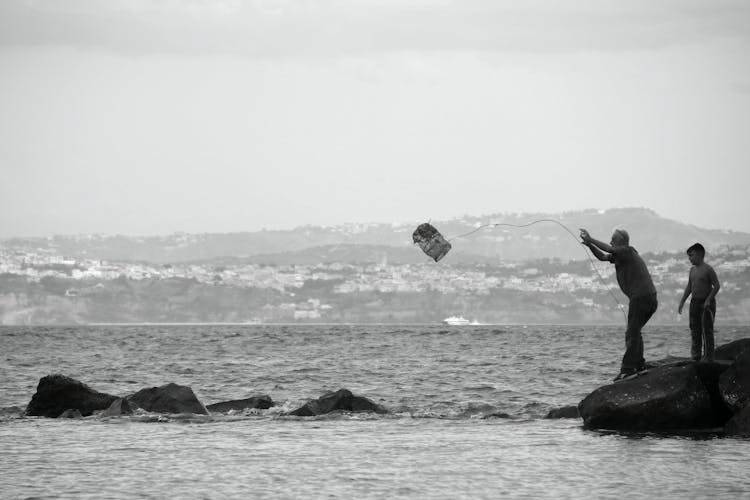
[
  {"left": 705, "top": 265, "right": 721, "bottom": 306},
  {"left": 678, "top": 277, "right": 691, "bottom": 314}
]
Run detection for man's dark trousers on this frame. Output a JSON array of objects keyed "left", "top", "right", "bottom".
[{"left": 622, "top": 293, "right": 658, "bottom": 373}]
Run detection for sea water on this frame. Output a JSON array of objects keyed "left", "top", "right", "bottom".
[{"left": 1, "top": 324, "right": 749, "bottom": 499}]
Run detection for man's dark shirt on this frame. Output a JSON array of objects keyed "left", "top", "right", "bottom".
[{"left": 608, "top": 246, "right": 657, "bottom": 299}]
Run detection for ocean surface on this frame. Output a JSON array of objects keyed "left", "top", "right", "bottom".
[{"left": 2, "top": 324, "right": 749, "bottom": 499}]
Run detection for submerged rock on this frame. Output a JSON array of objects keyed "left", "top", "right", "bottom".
[
  {"left": 58, "top": 409, "right": 83, "bottom": 419},
  {"left": 206, "top": 395, "right": 275, "bottom": 413},
  {"left": 100, "top": 398, "right": 134, "bottom": 417},
  {"left": 578, "top": 363, "right": 726, "bottom": 431},
  {"left": 289, "top": 389, "right": 388, "bottom": 416},
  {"left": 483, "top": 412, "right": 512, "bottom": 419},
  {"left": 127, "top": 383, "right": 208, "bottom": 415},
  {"left": 545, "top": 405, "right": 580, "bottom": 419},
  {"left": 25, "top": 374, "right": 118, "bottom": 418}
]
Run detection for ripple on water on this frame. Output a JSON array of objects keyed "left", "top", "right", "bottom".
[{"left": 2, "top": 325, "right": 750, "bottom": 498}]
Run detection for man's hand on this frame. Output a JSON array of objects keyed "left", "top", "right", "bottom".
[
  {"left": 579, "top": 229, "right": 592, "bottom": 244},
  {"left": 678, "top": 302, "right": 684, "bottom": 315}
]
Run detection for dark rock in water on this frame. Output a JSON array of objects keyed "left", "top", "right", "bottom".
[
  {"left": 578, "top": 363, "right": 724, "bottom": 431},
  {"left": 545, "top": 405, "right": 580, "bottom": 419},
  {"left": 715, "top": 338, "right": 750, "bottom": 362},
  {"left": 58, "top": 409, "right": 83, "bottom": 419},
  {"left": 718, "top": 349, "right": 750, "bottom": 413},
  {"left": 25, "top": 374, "right": 118, "bottom": 418},
  {"left": 127, "top": 383, "right": 208, "bottom": 415},
  {"left": 100, "top": 398, "right": 134, "bottom": 417},
  {"left": 576, "top": 339, "right": 750, "bottom": 434},
  {"left": 724, "top": 405, "right": 750, "bottom": 437},
  {"left": 483, "top": 412, "right": 512, "bottom": 419},
  {"left": 289, "top": 389, "right": 387, "bottom": 416},
  {"left": 207, "top": 395, "right": 275, "bottom": 413}
]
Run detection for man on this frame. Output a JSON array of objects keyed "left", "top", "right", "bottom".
[{"left": 580, "top": 228, "right": 658, "bottom": 381}]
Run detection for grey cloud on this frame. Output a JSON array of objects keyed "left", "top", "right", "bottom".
[{"left": 1, "top": 0, "right": 749, "bottom": 57}]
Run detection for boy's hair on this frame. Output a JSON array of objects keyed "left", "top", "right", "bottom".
[{"left": 687, "top": 242, "right": 705, "bottom": 257}]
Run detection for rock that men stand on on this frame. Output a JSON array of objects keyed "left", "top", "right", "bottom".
[{"left": 580, "top": 228, "right": 658, "bottom": 381}]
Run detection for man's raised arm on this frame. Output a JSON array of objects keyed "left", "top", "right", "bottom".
[{"left": 580, "top": 229, "right": 612, "bottom": 262}]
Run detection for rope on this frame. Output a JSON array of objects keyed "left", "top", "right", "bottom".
[{"left": 447, "top": 219, "right": 627, "bottom": 323}]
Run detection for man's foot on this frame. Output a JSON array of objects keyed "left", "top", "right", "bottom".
[
  {"left": 613, "top": 371, "right": 635, "bottom": 382},
  {"left": 613, "top": 368, "right": 649, "bottom": 382}
]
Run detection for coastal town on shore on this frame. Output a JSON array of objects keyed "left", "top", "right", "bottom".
[{"left": 2, "top": 242, "right": 749, "bottom": 325}]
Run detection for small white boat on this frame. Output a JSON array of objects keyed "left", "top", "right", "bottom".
[{"left": 443, "top": 316, "right": 470, "bottom": 326}]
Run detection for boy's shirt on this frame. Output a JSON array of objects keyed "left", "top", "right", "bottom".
[{"left": 689, "top": 263, "right": 719, "bottom": 301}]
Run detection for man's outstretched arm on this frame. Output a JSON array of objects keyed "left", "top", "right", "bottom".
[
  {"left": 580, "top": 229, "right": 613, "bottom": 261},
  {"left": 583, "top": 241, "right": 609, "bottom": 261}
]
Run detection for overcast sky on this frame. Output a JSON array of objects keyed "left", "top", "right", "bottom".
[{"left": 1, "top": 0, "right": 749, "bottom": 237}]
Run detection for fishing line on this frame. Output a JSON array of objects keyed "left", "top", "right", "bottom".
[{"left": 447, "top": 219, "right": 627, "bottom": 323}]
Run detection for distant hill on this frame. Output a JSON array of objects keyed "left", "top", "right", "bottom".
[{"left": 3, "top": 207, "right": 750, "bottom": 264}]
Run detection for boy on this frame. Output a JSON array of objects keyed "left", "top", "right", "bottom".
[
  {"left": 580, "top": 228, "right": 658, "bottom": 381},
  {"left": 678, "top": 243, "right": 720, "bottom": 361}
]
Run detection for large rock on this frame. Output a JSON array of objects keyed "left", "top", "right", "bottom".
[
  {"left": 289, "top": 389, "right": 388, "bottom": 416},
  {"left": 127, "top": 383, "right": 208, "bottom": 415},
  {"left": 206, "top": 395, "right": 275, "bottom": 413},
  {"left": 718, "top": 349, "right": 750, "bottom": 413},
  {"left": 578, "top": 363, "right": 724, "bottom": 431},
  {"left": 724, "top": 405, "right": 750, "bottom": 437},
  {"left": 25, "top": 374, "right": 118, "bottom": 418},
  {"left": 715, "top": 338, "right": 750, "bottom": 362}
]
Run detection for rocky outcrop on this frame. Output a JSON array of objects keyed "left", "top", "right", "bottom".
[
  {"left": 578, "top": 362, "right": 726, "bottom": 431},
  {"left": 127, "top": 383, "right": 208, "bottom": 415},
  {"left": 718, "top": 349, "right": 750, "bottom": 413},
  {"left": 289, "top": 389, "right": 387, "bottom": 416},
  {"left": 579, "top": 338, "right": 750, "bottom": 434},
  {"left": 715, "top": 338, "right": 750, "bottom": 362},
  {"left": 206, "top": 395, "right": 275, "bottom": 413},
  {"left": 25, "top": 374, "right": 118, "bottom": 418},
  {"left": 724, "top": 405, "right": 750, "bottom": 437},
  {"left": 717, "top": 347, "right": 750, "bottom": 438}
]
